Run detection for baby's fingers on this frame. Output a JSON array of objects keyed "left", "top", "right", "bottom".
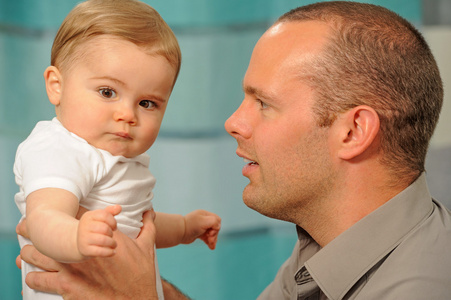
[
  {"left": 104, "top": 205, "right": 122, "bottom": 217},
  {"left": 80, "top": 233, "right": 117, "bottom": 257},
  {"left": 82, "top": 245, "right": 116, "bottom": 257},
  {"left": 202, "top": 229, "right": 219, "bottom": 250},
  {"left": 90, "top": 219, "right": 115, "bottom": 237},
  {"left": 90, "top": 208, "right": 119, "bottom": 231}
]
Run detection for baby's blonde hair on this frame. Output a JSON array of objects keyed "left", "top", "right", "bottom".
[{"left": 51, "top": 0, "right": 181, "bottom": 84}]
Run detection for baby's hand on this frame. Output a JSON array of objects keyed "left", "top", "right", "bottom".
[
  {"left": 77, "top": 205, "right": 122, "bottom": 258},
  {"left": 183, "top": 210, "right": 221, "bottom": 250}
]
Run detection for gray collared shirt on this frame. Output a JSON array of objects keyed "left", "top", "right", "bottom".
[{"left": 258, "top": 173, "right": 451, "bottom": 300}]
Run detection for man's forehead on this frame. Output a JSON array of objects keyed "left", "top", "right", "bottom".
[
  {"left": 247, "top": 21, "right": 329, "bottom": 79},
  {"left": 261, "top": 20, "right": 331, "bottom": 50}
]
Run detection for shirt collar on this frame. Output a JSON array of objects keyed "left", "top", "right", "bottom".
[{"left": 304, "top": 173, "right": 433, "bottom": 299}]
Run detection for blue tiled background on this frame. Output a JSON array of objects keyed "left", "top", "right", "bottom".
[{"left": 2, "top": 1, "right": 450, "bottom": 299}]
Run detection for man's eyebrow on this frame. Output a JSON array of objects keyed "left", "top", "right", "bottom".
[{"left": 242, "top": 81, "right": 272, "bottom": 100}]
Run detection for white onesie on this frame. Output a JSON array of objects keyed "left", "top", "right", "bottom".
[{"left": 14, "top": 118, "right": 163, "bottom": 299}]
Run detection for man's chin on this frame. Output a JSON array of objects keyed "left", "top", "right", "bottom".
[{"left": 242, "top": 188, "right": 266, "bottom": 214}]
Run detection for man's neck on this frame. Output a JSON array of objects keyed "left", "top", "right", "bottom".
[{"left": 298, "top": 168, "right": 413, "bottom": 247}]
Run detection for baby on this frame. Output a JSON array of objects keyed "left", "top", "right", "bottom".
[{"left": 13, "top": 0, "right": 221, "bottom": 299}]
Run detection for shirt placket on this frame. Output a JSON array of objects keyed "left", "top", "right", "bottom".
[{"left": 295, "top": 266, "right": 321, "bottom": 300}]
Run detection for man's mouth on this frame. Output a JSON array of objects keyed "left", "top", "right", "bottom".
[{"left": 244, "top": 158, "right": 258, "bottom": 165}]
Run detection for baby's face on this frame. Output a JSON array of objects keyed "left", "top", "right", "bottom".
[{"left": 53, "top": 36, "right": 175, "bottom": 158}]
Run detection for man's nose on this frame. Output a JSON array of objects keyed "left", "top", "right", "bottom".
[{"left": 224, "top": 100, "right": 252, "bottom": 139}]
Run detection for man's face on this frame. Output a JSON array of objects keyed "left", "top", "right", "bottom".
[{"left": 225, "top": 21, "right": 336, "bottom": 223}]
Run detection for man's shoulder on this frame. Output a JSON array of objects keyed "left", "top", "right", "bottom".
[
  {"left": 360, "top": 201, "right": 451, "bottom": 298},
  {"left": 394, "top": 199, "right": 451, "bottom": 262}
]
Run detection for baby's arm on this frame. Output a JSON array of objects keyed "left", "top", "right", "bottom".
[
  {"left": 154, "top": 210, "right": 221, "bottom": 250},
  {"left": 26, "top": 188, "right": 121, "bottom": 262}
]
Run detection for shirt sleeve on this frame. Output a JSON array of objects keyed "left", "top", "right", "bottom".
[{"left": 14, "top": 122, "right": 104, "bottom": 201}]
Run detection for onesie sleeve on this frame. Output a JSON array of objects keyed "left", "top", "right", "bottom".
[{"left": 14, "top": 121, "right": 104, "bottom": 202}]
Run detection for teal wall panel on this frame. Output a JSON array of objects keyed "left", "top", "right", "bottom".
[{"left": 0, "top": 1, "right": 425, "bottom": 299}]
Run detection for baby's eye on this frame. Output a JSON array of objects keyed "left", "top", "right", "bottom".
[
  {"left": 99, "top": 88, "right": 116, "bottom": 99},
  {"left": 139, "top": 100, "right": 156, "bottom": 109}
]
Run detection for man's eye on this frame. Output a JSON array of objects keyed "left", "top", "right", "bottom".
[
  {"left": 99, "top": 88, "right": 116, "bottom": 99},
  {"left": 139, "top": 100, "right": 156, "bottom": 109},
  {"left": 257, "top": 99, "right": 268, "bottom": 109}
]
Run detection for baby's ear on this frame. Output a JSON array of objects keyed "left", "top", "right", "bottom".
[{"left": 44, "top": 66, "right": 63, "bottom": 105}]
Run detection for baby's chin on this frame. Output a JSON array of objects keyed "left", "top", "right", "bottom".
[{"left": 94, "top": 143, "right": 138, "bottom": 158}]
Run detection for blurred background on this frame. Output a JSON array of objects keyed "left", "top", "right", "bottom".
[{"left": 1, "top": 0, "right": 450, "bottom": 299}]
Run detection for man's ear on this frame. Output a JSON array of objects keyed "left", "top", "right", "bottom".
[
  {"left": 44, "top": 66, "right": 63, "bottom": 105},
  {"left": 336, "top": 105, "right": 380, "bottom": 160}
]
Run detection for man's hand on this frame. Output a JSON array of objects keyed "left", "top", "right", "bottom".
[{"left": 17, "top": 210, "right": 159, "bottom": 300}]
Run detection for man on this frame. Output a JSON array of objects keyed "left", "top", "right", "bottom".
[{"left": 18, "top": 1, "right": 451, "bottom": 299}]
